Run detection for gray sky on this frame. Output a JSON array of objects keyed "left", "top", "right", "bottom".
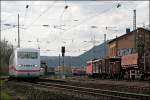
[{"left": 1, "top": 1, "right": 149, "bottom": 56}]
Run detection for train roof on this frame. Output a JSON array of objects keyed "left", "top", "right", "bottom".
[
  {"left": 92, "top": 59, "right": 103, "bottom": 62},
  {"left": 86, "top": 58, "right": 103, "bottom": 63},
  {"left": 15, "top": 48, "right": 40, "bottom": 52},
  {"left": 86, "top": 57, "right": 121, "bottom": 63}
]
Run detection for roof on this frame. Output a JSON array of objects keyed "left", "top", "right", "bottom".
[
  {"left": 108, "top": 27, "right": 150, "bottom": 44},
  {"left": 15, "top": 48, "right": 40, "bottom": 52}
]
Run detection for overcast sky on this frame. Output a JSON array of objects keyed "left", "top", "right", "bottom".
[{"left": 1, "top": 1, "right": 149, "bottom": 56}]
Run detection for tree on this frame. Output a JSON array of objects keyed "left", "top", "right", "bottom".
[{"left": 0, "top": 39, "right": 13, "bottom": 75}]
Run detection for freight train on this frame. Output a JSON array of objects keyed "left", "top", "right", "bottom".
[
  {"left": 86, "top": 57, "right": 123, "bottom": 79},
  {"left": 9, "top": 48, "right": 41, "bottom": 78},
  {"left": 86, "top": 53, "right": 150, "bottom": 80}
]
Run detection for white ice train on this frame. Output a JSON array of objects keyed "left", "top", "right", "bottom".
[{"left": 9, "top": 48, "right": 41, "bottom": 78}]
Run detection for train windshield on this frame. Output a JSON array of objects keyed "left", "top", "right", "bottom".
[{"left": 17, "top": 52, "right": 38, "bottom": 59}]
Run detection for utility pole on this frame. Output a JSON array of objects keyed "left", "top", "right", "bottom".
[
  {"left": 58, "top": 53, "right": 61, "bottom": 77},
  {"left": 91, "top": 26, "right": 97, "bottom": 59},
  {"left": 104, "top": 33, "right": 107, "bottom": 57},
  {"left": 133, "top": 9, "right": 136, "bottom": 30},
  {"left": 133, "top": 9, "right": 137, "bottom": 53},
  {"left": 59, "top": 54, "right": 60, "bottom": 66},
  {"left": 93, "top": 34, "right": 96, "bottom": 59},
  {"left": 149, "top": 0, "right": 150, "bottom": 29},
  {"left": 37, "top": 39, "right": 40, "bottom": 49},
  {"left": 18, "top": 14, "right": 20, "bottom": 48}
]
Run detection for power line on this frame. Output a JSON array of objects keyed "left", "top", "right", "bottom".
[
  {"left": 0, "top": 27, "right": 15, "bottom": 31},
  {"left": 25, "top": 1, "right": 56, "bottom": 30},
  {"left": 23, "top": 4, "right": 29, "bottom": 26},
  {"left": 0, "top": 26, "right": 25, "bottom": 31},
  {"left": 2, "top": 3, "right": 148, "bottom": 7},
  {"left": 60, "top": 5, "right": 116, "bottom": 35}
]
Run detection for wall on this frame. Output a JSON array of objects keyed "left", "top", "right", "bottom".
[
  {"left": 108, "top": 30, "right": 135, "bottom": 57},
  {"left": 108, "top": 41, "right": 117, "bottom": 58},
  {"left": 117, "top": 33, "right": 134, "bottom": 56}
]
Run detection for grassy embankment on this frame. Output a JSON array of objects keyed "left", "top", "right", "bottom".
[{"left": 0, "top": 80, "right": 11, "bottom": 100}]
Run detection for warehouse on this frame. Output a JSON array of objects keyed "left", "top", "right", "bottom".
[{"left": 108, "top": 27, "right": 150, "bottom": 79}]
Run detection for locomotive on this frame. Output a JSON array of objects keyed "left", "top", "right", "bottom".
[{"left": 9, "top": 48, "right": 41, "bottom": 78}]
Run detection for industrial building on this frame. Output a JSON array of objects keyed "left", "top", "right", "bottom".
[{"left": 107, "top": 27, "right": 150, "bottom": 79}]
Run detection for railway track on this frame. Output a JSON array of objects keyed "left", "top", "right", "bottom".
[
  {"left": 34, "top": 81, "right": 149, "bottom": 100},
  {"left": 38, "top": 78, "right": 150, "bottom": 94},
  {"left": 3, "top": 77, "right": 150, "bottom": 99},
  {"left": 3, "top": 77, "right": 150, "bottom": 100}
]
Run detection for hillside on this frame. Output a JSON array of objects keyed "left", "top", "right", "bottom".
[{"left": 40, "top": 42, "right": 106, "bottom": 67}]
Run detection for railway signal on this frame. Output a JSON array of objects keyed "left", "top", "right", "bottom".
[
  {"left": 61, "top": 46, "right": 65, "bottom": 78},
  {"left": 61, "top": 46, "right": 65, "bottom": 56}
]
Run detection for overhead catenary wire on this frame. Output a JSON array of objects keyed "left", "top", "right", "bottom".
[
  {"left": 0, "top": 26, "right": 25, "bottom": 31},
  {"left": 25, "top": 1, "right": 56, "bottom": 30},
  {"left": 3, "top": 2, "right": 147, "bottom": 56},
  {"left": 23, "top": 2, "right": 29, "bottom": 26},
  {"left": 0, "top": 27, "right": 15, "bottom": 31},
  {"left": 59, "top": 4, "right": 117, "bottom": 35},
  {"left": 55, "top": 3, "right": 119, "bottom": 53},
  {"left": 57, "top": 0, "right": 70, "bottom": 46},
  {"left": 59, "top": 1, "right": 69, "bottom": 31},
  {"left": 59, "top": 3, "right": 115, "bottom": 52},
  {"left": 2, "top": 2, "right": 148, "bottom": 7}
]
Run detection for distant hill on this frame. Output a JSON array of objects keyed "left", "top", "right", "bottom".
[{"left": 40, "top": 42, "right": 106, "bottom": 67}]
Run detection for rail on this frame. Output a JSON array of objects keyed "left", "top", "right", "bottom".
[{"left": 36, "top": 82, "right": 150, "bottom": 100}]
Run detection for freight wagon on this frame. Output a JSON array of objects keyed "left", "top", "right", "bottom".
[
  {"left": 72, "top": 68, "right": 86, "bottom": 76},
  {"left": 86, "top": 60, "right": 93, "bottom": 76},
  {"left": 122, "top": 53, "right": 150, "bottom": 80},
  {"left": 86, "top": 58, "right": 121, "bottom": 79},
  {"left": 86, "top": 52, "right": 150, "bottom": 80}
]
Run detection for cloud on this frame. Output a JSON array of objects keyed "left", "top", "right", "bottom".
[{"left": 1, "top": 1, "right": 149, "bottom": 56}]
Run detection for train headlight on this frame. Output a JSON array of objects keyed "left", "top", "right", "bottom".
[
  {"left": 34, "top": 65, "right": 38, "bottom": 67},
  {"left": 18, "top": 64, "right": 22, "bottom": 67}
]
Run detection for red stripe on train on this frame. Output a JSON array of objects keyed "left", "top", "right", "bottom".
[{"left": 15, "top": 70, "right": 40, "bottom": 72}]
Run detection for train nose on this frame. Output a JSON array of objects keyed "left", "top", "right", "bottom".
[{"left": 27, "top": 73, "right": 30, "bottom": 77}]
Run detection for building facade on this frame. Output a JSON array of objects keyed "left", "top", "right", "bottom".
[
  {"left": 107, "top": 28, "right": 150, "bottom": 79},
  {"left": 108, "top": 28, "right": 150, "bottom": 57}
]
